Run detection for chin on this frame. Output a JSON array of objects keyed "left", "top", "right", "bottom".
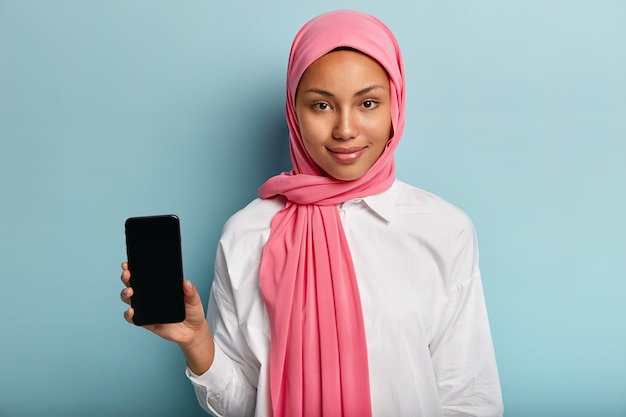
[{"left": 328, "top": 171, "right": 367, "bottom": 182}]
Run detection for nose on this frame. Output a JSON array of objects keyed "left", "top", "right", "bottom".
[{"left": 332, "top": 109, "right": 358, "bottom": 141}]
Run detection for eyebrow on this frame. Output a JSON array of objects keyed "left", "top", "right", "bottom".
[{"left": 303, "top": 85, "right": 386, "bottom": 98}]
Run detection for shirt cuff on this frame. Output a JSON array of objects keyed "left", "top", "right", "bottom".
[
  {"left": 186, "top": 341, "right": 231, "bottom": 385},
  {"left": 185, "top": 343, "right": 233, "bottom": 416}
]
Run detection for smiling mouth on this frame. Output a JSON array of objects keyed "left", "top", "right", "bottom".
[{"left": 328, "top": 147, "right": 366, "bottom": 163}]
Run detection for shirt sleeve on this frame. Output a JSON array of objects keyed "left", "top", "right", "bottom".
[
  {"left": 185, "top": 241, "right": 259, "bottom": 417},
  {"left": 429, "top": 220, "right": 504, "bottom": 417}
]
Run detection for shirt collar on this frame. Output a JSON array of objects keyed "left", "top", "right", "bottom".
[{"left": 356, "top": 179, "right": 399, "bottom": 223}]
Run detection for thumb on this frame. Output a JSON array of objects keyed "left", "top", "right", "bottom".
[{"left": 182, "top": 280, "right": 201, "bottom": 305}]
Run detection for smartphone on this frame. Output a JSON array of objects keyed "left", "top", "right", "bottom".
[{"left": 124, "top": 215, "right": 185, "bottom": 326}]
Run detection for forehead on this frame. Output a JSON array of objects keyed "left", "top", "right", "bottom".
[{"left": 298, "top": 50, "right": 389, "bottom": 88}]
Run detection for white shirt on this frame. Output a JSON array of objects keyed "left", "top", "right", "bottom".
[{"left": 187, "top": 180, "right": 503, "bottom": 417}]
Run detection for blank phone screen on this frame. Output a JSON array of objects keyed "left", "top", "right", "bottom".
[{"left": 125, "top": 215, "right": 185, "bottom": 326}]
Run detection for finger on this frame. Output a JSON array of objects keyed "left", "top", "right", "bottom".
[
  {"left": 120, "top": 268, "right": 131, "bottom": 286},
  {"left": 121, "top": 262, "right": 129, "bottom": 270},
  {"left": 120, "top": 287, "right": 133, "bottom": 305},
  {"left": 123, "top": 307, "right": 135, "bottom": 324}
]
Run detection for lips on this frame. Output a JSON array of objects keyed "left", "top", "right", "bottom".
[{"left": 328, "top": 146, "right": 366, "bottom": 163}]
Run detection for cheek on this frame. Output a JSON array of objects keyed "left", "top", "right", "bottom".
[
  {"left": 365, "top": 113, "right": 392, "bottom": 141},
  {"left": 297, "top": 124, "right": 321, "bottom": 162},
  {"left": 298, "top": 116, "right": 327, "bottom": 148},
  {"left": 378, "top": 109, "right": 393, "bottom": 141}
]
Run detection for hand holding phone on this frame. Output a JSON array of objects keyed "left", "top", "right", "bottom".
[
  {"left": 120, "top": 216, "right": 216, "bottom": 375},
  {"left": 124, "top": 215, "right": 186, "bottom": 326}
]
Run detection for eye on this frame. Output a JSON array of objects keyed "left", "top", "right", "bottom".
[
  {"left": 313, "top": 102, "right": 331, "bottom": 111},
  {"left": 362, "top": 100, "right": 378, "bottom": 109}
]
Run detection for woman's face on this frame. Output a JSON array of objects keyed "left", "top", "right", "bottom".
[{"left": 295, "top": 50, "right": 392, "bottom": 181}]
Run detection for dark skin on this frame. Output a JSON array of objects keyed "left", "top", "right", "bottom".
[
  {"left": 119, "top": 262, "right": 215, "bottom": 375},
  {"left": 120, "top": 50, "right": 393, "bottom": 377}
]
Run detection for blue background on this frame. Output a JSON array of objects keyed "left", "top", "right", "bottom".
[{"left": 1, "top": 1, "right": 625, "bottom": 416}]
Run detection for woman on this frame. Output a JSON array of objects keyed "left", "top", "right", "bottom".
[{"left": 121, "top": 10, "right": 503, "bottom": 417}]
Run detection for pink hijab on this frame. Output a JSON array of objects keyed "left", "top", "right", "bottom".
[{"left": 257, "top": 10, "right": 405, "bottom": 417}]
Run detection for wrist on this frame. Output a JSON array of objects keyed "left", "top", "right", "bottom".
[{"left": 179, "top": 323, "right": 215, "bottom": 376}]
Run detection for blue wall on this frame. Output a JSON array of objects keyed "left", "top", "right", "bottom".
[{"left": 1, "top": 1, "right": 624, "bottom": 416}]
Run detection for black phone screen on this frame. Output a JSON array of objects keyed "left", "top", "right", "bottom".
[{"left": 125, "top": 215, "right": 185, "bottom": 326}]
